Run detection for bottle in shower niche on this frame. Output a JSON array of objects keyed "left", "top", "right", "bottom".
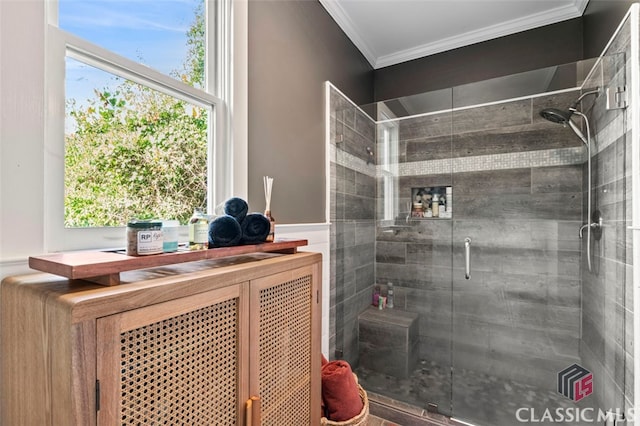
[
  {"left": 432, "top": 194, "right": 440, "bottom": 218},
  {"left": 445, "top": 186, "right": 452, "bottom": 213},
  {"left": 188, "top": 207, "right": 209, "bottom": 250},
  {"left": 372, "top": 285, "right": 381, "bottom": 307},
  {"left": 386, "top": 282, "right": 394, "bottom": 309}
]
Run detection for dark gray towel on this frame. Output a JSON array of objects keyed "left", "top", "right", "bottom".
[
  {"left": 241, "top": 213, "right": 270, "bottom": 244},
  {"left": 208, "top": 215, "right": 242, "bottom": 248},
  {"left": 224, "top": 197, "right": 249, "bottom": 224}
]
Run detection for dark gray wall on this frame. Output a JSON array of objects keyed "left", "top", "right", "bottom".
[
  {"left": 248, "top": 0, "right": 373, "bottom": 223},
  {"left": 374, "top": 18, "right": 584, "bottom": 101},
  {"left": 583, "top": 0, "right": 635, "bottom": 59}
]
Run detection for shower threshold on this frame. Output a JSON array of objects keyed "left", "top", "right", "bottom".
[
  {"left": 367, "top": 391, "right": 469, "bottom": 426},
  {"left": 356, "top": 359, "right": 594, "bottom": 426}
]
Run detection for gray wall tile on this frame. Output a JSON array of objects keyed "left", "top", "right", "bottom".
[{"left": 330, "top": 47, "right": 633, "bottom": 413}]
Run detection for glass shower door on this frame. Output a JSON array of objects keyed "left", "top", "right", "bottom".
[
  {"left": 446, "top": 19, "right": 634, "bottom": 420},
  {"left": 357, "top": 88, "right": 456, "bottom": 414},
  {"left": 449, "top": 83, "right": 620, "bottom": 425}
]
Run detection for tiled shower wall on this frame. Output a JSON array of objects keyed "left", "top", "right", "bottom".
[
  {"left": 328, "top": 11, "right": 636, "bottom": 413},
  {"left": 375, "top": 91, "right": 587, "bottom": 393},
  {"left": 329, "top": 86, "right": 377, "bottom": 364},
  {"left": 580, "top": 13, "right": 633, "bottom": 414}
]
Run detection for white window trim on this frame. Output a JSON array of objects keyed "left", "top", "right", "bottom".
[
  {"left": 44, "top": 0, "right": 234, "bottom": 252},
  {"left": 230, "top": 0, "right": 248, "bottom": 201},
  {"left": 377, "top": 103, "right": 399, "bottom": 224}
]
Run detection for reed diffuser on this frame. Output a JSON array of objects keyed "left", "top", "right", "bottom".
[{"left": 263, "top": 176, "right": 275, "bottom": 242}]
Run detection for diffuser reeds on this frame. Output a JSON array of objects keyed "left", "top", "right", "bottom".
[
  {"left": 263, "top": 176, "right": 275, "bottom": 242},
  {"left": 263, "top": 176, "right": 273, "bottom": 212}
]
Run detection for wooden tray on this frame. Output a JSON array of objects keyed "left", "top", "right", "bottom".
[{"left": 29, "top": 239, "right": 308, "bottom": 286}]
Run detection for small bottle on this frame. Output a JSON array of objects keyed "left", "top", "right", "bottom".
[
  {"left": 264, "top": 209, "right": 276, "bottom": 242},
  {"left": 162, "top": 220, "right": 180, "bottom": 253},
  {"left": 446, "top": 186, "right": 453, "bottom": 213},
  {"left": 188, "top": 208, "right": 209, "bottom": 250},
  {"left": 372, "top": 285, "right": 380, "bottom": 307},
  {"left": 412, "top": 202, "right": 423, "bottom": 217},
  {"left": 387, "top": 282, "right": 394, "bottom": 309},
  {"left": 432, "top": 194, "right": 440, "bottom": 218}
]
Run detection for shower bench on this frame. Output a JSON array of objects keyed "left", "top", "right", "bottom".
[{"left": 358, "top": 307, "right": 419, "bottom": 379}]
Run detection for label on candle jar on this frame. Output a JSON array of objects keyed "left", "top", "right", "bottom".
[
  {"left": 137, "top": 230, "right": 163, "bottom": 255},
  {"left": 127, "top": 220, "right": 163, "bottom": 256}
]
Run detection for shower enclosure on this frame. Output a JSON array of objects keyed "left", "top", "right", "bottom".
[{"left": 327, "top": 6, "right": 636, "bottom": 426}]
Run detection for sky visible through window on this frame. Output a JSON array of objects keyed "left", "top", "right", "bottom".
[
  {"left": 59, "top": 0, "right": 209, "bottom": 229},
  {"left": 60, "top": 0, "right": 202, "bottom": 109}
]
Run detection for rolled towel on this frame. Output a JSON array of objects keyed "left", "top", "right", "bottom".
[
  {"left": 224, "top": 197, "right": 249, "bottom": 224},
  {"left": 321, "top": 360, "right": 363, "bottom": 421},
  {"left": 321, "top": 354, "right": 329, "bottom": 416},
  {"left": 208, "top": 215, "right": 242, "bottom": 248},
  {"left": 240, "top": 213, "right": 271, "bottom": 244}
]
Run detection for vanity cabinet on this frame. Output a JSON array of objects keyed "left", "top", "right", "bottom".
[{"left": 1, "top": 252, "right": 322, "bottom": 426}]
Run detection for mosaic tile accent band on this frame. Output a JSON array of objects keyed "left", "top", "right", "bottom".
[
  {"left": 331, "top": 144, "right": 585, "bottom": 177},
  {"left": 330, "top": 143, "right": 377, "bottom": 177},
  {"left": 398, "top": 147, "right": 586, "bottom": 176}
]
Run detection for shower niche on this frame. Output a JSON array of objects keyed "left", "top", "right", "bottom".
[{"left": 410, "top": 186, "right": 452, "bottom": 219}]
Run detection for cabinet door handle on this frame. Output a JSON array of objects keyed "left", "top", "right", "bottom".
[
  {"left": 464, "top": 237, "right": 471, "bottom": 280},
  {"left": 246, "top": 398, "right": 253, "bottom": 426},
  {"left": 246, "top": 396, "right": 261, "bottom": 426}
]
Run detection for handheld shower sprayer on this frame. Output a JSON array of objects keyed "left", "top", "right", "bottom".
[{"left": 539, "top": 88, "right": 600, "bottom": 273}]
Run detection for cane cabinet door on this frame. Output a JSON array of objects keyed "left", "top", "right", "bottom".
[
  {"left": 248, "top": 264, "right": 322, "bottom": 425},
  {"left": 96, "top": 283, "right": 249, "bottom": 425}
]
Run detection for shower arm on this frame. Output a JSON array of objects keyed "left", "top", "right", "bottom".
[{"left": 569, "top": 88, "right": 601, "bottom": 111}]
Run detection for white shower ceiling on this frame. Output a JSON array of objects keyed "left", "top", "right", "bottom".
[{"left": 319, "top": 0, "right": 590, "bottom": 69}]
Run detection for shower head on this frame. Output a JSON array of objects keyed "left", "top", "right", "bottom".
[
  {"left": 539, "top": 88, "right": 601, "bottom": 124},
  {"left": 539, "top": 108, "right": 573, "bottom": 124},
  {"left": 539, "top": 107, "right": 588, "bottom": 146}
]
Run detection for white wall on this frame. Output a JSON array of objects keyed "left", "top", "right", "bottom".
[
  {"left": 0, "top": 1, "right": 46, "bottom": 279},
  {"left": 275, "top": 224, "right": 331, "bottom": 356}
]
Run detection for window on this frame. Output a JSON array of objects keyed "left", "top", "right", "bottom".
[
  {"left": 377, "top": 106, "right": 399, "bottom": 223},
  {"left": 45, "top": 0, "right": 232, "bottom": 251}
]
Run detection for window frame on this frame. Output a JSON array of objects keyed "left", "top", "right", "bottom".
[
  {"left": 377, "top": 104, "right": 399, "bottom": 224},
  {"left": 44, "top": 0, "right": 232, "bottom": 252}
]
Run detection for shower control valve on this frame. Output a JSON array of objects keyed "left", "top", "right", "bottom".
[{"left": 579, "top": 220, "right": 602, "bottom": 239}]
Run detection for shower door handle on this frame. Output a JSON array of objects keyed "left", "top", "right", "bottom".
[{"left": 464, "top": 237, "right": 471, "bottom": 280}]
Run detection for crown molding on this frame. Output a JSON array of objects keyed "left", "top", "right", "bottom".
[
  {"left": 318, "top": 0, "right": 378, "bottom": 67},
  {"left": 376, "top": 1, "right": 587, "bottom": 68},
  {"left": 574, "top": 0, "right": 590, "bottom": 15},
  {"left": 321, "top": 0, "right": 590, "bottom": 70}
]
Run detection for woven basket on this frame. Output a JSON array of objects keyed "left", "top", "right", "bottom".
[{"left": 320, "top": 382, "right": 369, "bottom": 426}]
